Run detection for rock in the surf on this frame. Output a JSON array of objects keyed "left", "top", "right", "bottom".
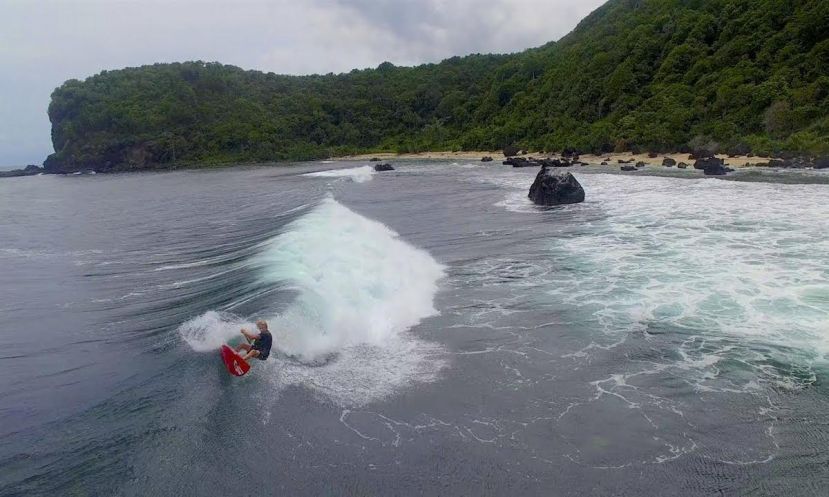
[
  {"left": 505, "top": 157, "right": 539, "bottom": 168},
  {"left": 373, "top": 163, "right": 394, "bottom": 171},
  {"left": 703, "top": 162, "right": 728, "bottom": 175},
  {"left": 694, "top": 157, "right": 724, "bottom": 170},
  {"left": 528, "top": 169, "right": 585, "bottom": 206},
  {"left": 677, "top": 162, "right": 689, "bottom": 169},
  {"left": 662, "top": 158, "right": 677, "bottom": 167},
  {"left": 814, "top": 157, "right": 829, "bottom": 169},
  {"left": 481, "top": 156, "right": 494, "bottom": 162},
  {"left": 621, "top": 165, "right": 637, "bottom": 171}
]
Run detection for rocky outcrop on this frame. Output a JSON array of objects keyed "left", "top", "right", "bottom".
[
  {"left": 528, "top": 169, "right": 585, "bottom": 206},
  {"left": 481, "top": 156, "right": 494, "bottom": 162},
  {"left": 0, "top": 165, "right": 44, "bottom": 178},
  {"left": 504, "top": 157, "right": 539, "bottom": 167},
  {"left": 503, "top": 145, "right": 520, "bottom": 157},
  {"left": 703, "top": 163, "right": 728, "bottom": 175},
  {"left": 662, "top": 158, "right": 677, "bottom": 167},
  {"left": 690, "top": 149, "right": 716, "bottom": 160},
  {"left": 635, "top": 161, "right": 646, "bottom": 168},
  {"left": 814, "top": 157, "right": 829, "bottom": 169},
  {"left": 539, "top": 158, "right": 572, "bottom": 168},
  {"left": 373, "top": 163, "right": 394, "bottom": 171},
  {"left": 694, "top": 157, "right": 724, "bottom": 170}
]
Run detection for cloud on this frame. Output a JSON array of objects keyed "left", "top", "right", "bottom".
[{"left": 0, "top": 0, "right": 605, "bottom": 166}]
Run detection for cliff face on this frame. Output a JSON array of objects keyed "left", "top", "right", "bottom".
[{"left": 45, "top": 0, "right": 829, "bottom": 172}]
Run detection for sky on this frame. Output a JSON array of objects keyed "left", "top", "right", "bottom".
[{"left": 0, "top": 0, "right": 605, "bottom": 167}]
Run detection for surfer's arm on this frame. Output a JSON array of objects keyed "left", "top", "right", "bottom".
[{"left": 240, "top": 328, "right": 258, "bottom": 342}]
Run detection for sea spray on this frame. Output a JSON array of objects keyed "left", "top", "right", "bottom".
[
  {"left": 258, "top": 197, "right": 445, "bottom": 360},
  {"left": 303, "top": 165, "right": 375, "bottom": 183},
  {"left": 179, "top": 197, "right": 446, "bottom": 404}
]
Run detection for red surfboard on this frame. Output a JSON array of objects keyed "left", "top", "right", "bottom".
[{"left": 221, "top": 344, "right": 251, "bottom": 377}]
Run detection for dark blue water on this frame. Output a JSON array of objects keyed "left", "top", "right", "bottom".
[{"left": 1, "top": 161, "right": 828, "bottom": 496}]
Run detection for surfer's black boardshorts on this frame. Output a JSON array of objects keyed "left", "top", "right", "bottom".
[{"left": 252, "top": 343, "right": 270, "bottom": 360}]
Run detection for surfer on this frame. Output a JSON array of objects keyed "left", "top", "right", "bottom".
[{"left": 236, "top": 320, "right": 273, "bottom": 362}]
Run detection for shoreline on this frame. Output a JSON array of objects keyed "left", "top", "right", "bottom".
[{"left": 334, "top": 151, "right": 777, "bottom": 169}]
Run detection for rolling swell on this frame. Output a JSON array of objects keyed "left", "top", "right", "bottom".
[{"left": 180, "top": 196, "right": 446, "bottom": 405}]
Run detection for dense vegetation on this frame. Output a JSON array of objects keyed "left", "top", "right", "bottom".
[{"left": 45, "top": 0, "right": 829, "bottom": 172}]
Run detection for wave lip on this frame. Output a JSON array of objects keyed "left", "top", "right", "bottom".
[{"left": 179, "top": 197, "right": 446, "bottom": 405}]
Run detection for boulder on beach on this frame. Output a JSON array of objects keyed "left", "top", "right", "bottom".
[
  {"left": 601, "top": 161, "right": 608, "bottom": 165},
  {"left": 648, "top": 152, "right": 658, "bottom": 158},
  {"left": 481, "top": 156, "right": 494, "bottom": 162},
  {"left": 618, "top": 159, "right": 634, "bottom": 164},
  {"left": 528, "top": 169, "right": 585, "bottom": 206},
  {"left": 814, "top": 157, "right": 829, "bottom": 169},
  {"left": 690, "top": 149, "right": 716, "bottom": 160},
  {"left": 694, "top": 157, "right": 724, "bottom": 170},
  {"left": 373, "top": 163, "right": 394, "bottom": 171},
  {"left": 504, "top": 157, "right": 539, "bottom": 168},
  {"left": 677, "top": 162, "right": 689, "bottom": 169},
  {"left": 703, "top": 163, "right": 728, "bottom": 175},
  {"left": 635, "top": 161, "right": 646, "bottom": 168},
  {"left": 539, "top": 158, "right": 571, "bottom": 168},
  {"left": 662, "top": 158, "right": 677, "bottom": 167},
  {"left": 503, "top": 145, "right": 520, "bottom": 157}
]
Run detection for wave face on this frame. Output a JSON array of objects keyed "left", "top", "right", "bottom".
[
  {"left": 180, "top": 197, "right": 445, "bottom": 405},
  {"left": 303, "top": 165, "right": 374, "bottom": 183}
]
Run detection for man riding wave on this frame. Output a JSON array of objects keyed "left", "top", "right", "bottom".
[{"left": 236, "top": 319, "right": 273, "bottom": 362}]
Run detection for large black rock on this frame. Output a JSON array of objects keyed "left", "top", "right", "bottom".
[
  {"left": 703, "top": 163, "right": 728, "bottom": 175},
  {"left": 814, "top": 157, "right": 829, "bottom": 169},
  {"left": 662, "top": 158, "right": 677, "bottom": 167},
  {"left": 373, "top": 163, "right": 394, "bottom": 171},
  {"left": 694, "top": 157, "right": 724, "bottom": 170},
  {"left": 528, "top": 169, "right": 585, "bottom": 206}
]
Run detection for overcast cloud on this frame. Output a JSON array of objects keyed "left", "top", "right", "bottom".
[{"left": 0, "top": 0, "right": 604, "bottom": 167}]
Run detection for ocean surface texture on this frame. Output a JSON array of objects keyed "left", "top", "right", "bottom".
[{"left": 1, "top": 161, "right": 828, "bottom": 496}]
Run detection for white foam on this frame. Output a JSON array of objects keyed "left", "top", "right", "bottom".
[
  {"left": 538, "top": 174, "right": 829, "bottom": 371},
  {"left": 304, "top": 165, "right": 374, "bottom": 183},
  {"left": 179, "top": 198, "right": 446, "bottom": 405},
  {"left": 179, "top": 311, "right": 253, "bottom": 352}
]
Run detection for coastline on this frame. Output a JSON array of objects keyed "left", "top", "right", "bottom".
[{"left": 334, "top": 151, "right": 775, "bottom": 169}]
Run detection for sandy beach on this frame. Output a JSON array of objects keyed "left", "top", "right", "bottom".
[{"left": 335, "top": 151, "right": 773, "bottom": 168}]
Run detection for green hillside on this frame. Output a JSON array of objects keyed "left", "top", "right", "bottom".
[{"left": 45, "top": 0, "right": 829, "bottom": 172}]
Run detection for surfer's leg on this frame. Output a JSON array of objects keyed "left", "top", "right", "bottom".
[
  {"left": 242, "top": 350, "right": 261, "bottom": 361},
  {"left": 236, "top": 343, "right": 252, "bottom": 354}
]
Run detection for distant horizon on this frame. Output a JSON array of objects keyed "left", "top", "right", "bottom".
[{"left": 0, "top": 0, "right": 605, "bottom": 167}]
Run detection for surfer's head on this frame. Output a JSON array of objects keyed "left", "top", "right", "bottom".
[{"left": 256, "top": 319, "right": 269, "bottom": 332}]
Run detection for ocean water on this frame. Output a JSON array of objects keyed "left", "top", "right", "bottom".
[{"left": 1, "top": 161, "right": 828, "bottom": 496}]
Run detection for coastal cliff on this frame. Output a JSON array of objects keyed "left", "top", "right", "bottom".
[{"left": 45, "top": 0, "right": 829, "bottom": 172}]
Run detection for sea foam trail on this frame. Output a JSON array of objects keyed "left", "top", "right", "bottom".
[
  {"left": 179, "top": 197, "right": 446, "bottom": 404},
  {"left": 303, "top": 165, "right": 374, "bottom": 183}
]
